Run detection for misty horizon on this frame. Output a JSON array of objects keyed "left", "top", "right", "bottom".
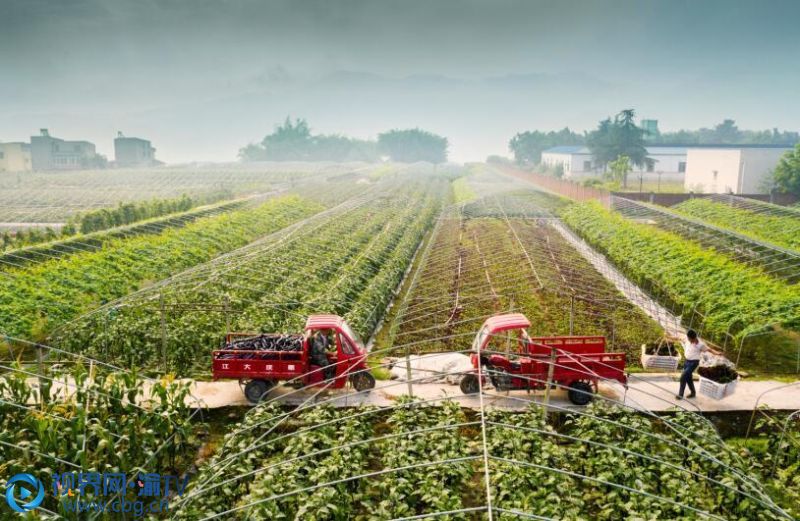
[{"left": 2, "top": 0, "right": 799, "bottom": 163}]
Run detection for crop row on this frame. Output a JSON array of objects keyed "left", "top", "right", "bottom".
[
  {"left": 561, "top": 202, "right": 800, "bottom": 370},
  {"left": 461, "top": 190, "right": 569, "bottom": 218},
  {"left": 0, "top": 165, "right": 341, "bottom": 223},
  {"left": 0, "top": 196, "right": 252, "bottom": 268},
  {"left": 612, "top": 196, "right": 800, "bottom": 284},
  {"left": 390, "top": 210, "right": 662, "bottom": 362},
  {"left": 170, "top": 401, "right": 786, "bottom": 520},
  {"left": 672, "top": 198, "right": 800, "bottom": 252},
  {"left": 735, "top": 412, "right": 800, "bottom": 517},
  {"left": 0, "top": 364, "right": 202, "bottom": 519},
  {"left": 0, "top": 195, "right": 320, "bottom": 342},
  {"left": 53, "top": 180, "right": 445, "bottom": 373}
]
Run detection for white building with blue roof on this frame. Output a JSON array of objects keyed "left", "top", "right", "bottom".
[{"left": 541, "top": 145, "right": 687, "bottom": 182}]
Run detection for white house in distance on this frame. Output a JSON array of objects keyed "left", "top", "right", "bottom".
[
  {"left": 540, "top": 146, "right": 687, "bottom": 182},
  {"left": 684, "top": 145, "right": 792, "bottom": 194}
]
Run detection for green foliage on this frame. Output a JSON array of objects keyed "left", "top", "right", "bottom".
[
  {"left": 391, "top": 216, "right": 663, "bottom": 361},
  {"left": 239, "top": 117, "right": 380, "bottom": 162},
  {"left": 53, "top": 182, "right": 443, "bottom": 373},
  {"left": 378, "top": 128, "right": 448, "bottom": 163},
  {"left": 672, "top": 198, "right": 800, "bottom": 252},
  {"left": 587, "top": 109, "right": 652, "bottom": 172},
  {"left": 68, "top": 192, "right": 232, "bottom": 235},
  {"left": 651, "top": 119, "right": 799, "bottom": 146},
  {"left": 1, "top": 193, "right": 232, "bottom": 254},
  {"left": 561, "top": 202, "right": 800, "bottom": 366},
  {"left": 606, "top": 154, "right": 631, "bottom": 188},
  {"left": 452, "top": 177, "right": 477, "bottom": 204},
  {"left": 508, "top": 128, "right": 584, "bottom": 165},
  {"left": 0, "top": 196, "right": 319, "bottom": 342},
  {"left": 0, "top": 364, "right": 202, "bottom": 518},
  {"left": 172, "top": 402, "right": 787, "bottom": 519},
  {"left": 731, "top": 412, "right": 800, "bottom": 516},
  {"left": 773, "top": 143, "right": 800, "bottom": 197}
]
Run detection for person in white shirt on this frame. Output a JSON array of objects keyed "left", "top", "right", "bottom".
[{"left": 676, "top": 329, "right": 719, "bottom": 399}]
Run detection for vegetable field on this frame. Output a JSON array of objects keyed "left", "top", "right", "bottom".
[
  {"left": 169, "top": 400, "right": 790, "bottom": 520},
  {"left": 0, "top": 163, "right": 355, "bottom": 225},
  {"left": 563, "top": 201, "right": 800, "bottom": 370},
  {"left": 612, "top": 196, "right": 800, "bottom": 284},
  {"left": 388, "top": 194, "right": 663, "bottom": 362},
  {"left": 0, "top": 195, "right": 319, "bottom": 342},
  {"left": 51, "top": 176, "right": 445, "bottom": 373},
  {"left": 0, "top": 363, "right": 203, "bottom": 519},
  {"left": 672, "top": 198, "right": 800, "bottom": 252},
  {"left": 2, "top": 163, "right": 799, "bottom": 521}
]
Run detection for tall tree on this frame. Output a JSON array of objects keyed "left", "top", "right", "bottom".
[
  {"left": 378, "top": 128, "right": 448, "bottom": 163},
  {"left": 508, "top": 127, "right": 584, "bottom": 164},
  {"left": 586, "top": 118, "right": 616, "bottom": 167},
  {"left": 709, "top": 119, "right": 741, "bottom": 143},
  {"left": 239, "top": 117, "right": 379, "bottom": 162},
  {"left": 587, "top": 109, "right": 651, "bottom": 179},
  {"left": 261, "top": 117, "right": 313, "bottom": 161},
  {"left": 773, "top": 144, "right": 800, "bottom": 196}
]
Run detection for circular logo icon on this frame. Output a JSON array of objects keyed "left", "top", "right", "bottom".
[{"left": 5, "top": 473, "right": 45, "bottom": 513}]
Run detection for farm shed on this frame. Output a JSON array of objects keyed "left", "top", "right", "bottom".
[
  {"left": 684, "top": 145, "right": 792, "bottom": 194},
  {"left": 541, "top": 145, "right": 687, "bottom": 182}
]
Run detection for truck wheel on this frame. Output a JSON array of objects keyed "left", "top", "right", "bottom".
[
  {"left": 567, "top": 381, "right": 594, "bottom": 405},
  {"left": 351, "top": 372, "right": 376, "bottom": 392},
  {"left": 460, "top": 374, "right": 480, "bottom": 395},
  {"left": 245, "top": 379, "right": 273, "bottom": 404}
]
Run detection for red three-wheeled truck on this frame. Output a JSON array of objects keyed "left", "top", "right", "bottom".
[
  {"left": 460, "top": 313, "right": 628, "bottom": 405},
  {"left": 211, "top": 314, "right": 375, "bottom": 403}
]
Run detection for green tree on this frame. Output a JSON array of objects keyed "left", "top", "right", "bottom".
[
  {"left": 607, "top": 155, "right": 632, "bottom": 188},
  {"left": 239, "top": 117, "right": 380, "bottom": 162},
  {"left": 709, "top": 119, "right": 741, "bottom": 143},
  {"left": 508, "top": 127, "right": 584, "bottom": 164},
  {"left": 654, "top": 119, "right": 798, "bottom": 146},
  {"left": 262, "top": 117, "right": 313, "bottom": 161},
  {"left": 587, "top": 118, "right": 616, "bottom": 166},
  {"left": 773, "top": 144, "right": 800, "bottom": 196},
  {"left": 378, "top": 128, "right": 448, "bottom": 163},
  {"left": 587, "top": 109, "right": 651, "bottom": 176}
]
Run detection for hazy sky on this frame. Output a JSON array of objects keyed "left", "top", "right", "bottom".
[{"left": 2, "top": 0, "right": 799, "bottom": 163}]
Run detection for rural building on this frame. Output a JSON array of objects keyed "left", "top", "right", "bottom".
[
  {"left": 684, "top": 145, "right": 792, "bottom": 194},
  {"left": 541, "top": 145, "right": 687, "bottom": 182},
  {"left": 0, "top": 142, "right": 32, "bottom": 172},
  {"left": 30, "top": 129, "right": 104, "bottom": 170},
  {"left": 114, "top": 132, "right": 158, "bottom": 167}
]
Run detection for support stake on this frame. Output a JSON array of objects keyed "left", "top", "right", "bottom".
[{"left": 160, "top": 293, "right": 168, "bottom": 373}]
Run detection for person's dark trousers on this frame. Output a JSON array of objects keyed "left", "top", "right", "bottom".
[{"left": 679, "top": 359, "right": 700, "bottom": 397}]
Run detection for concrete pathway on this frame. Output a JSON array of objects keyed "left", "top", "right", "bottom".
[
  {"left": 183, "top": 374, "right": 800, "bottom": 413},
  {"left": 20, "top": 373, "right": 800, "bottom": 412},
  {"left": 550, "top": 220, "right": 686, "bottom": 339}
]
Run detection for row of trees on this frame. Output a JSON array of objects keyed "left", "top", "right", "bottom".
[
  {"left": 508, "top": 116, "right": 799, "bottom": 167},
  {"left": 650, "top": 119, "right": 799, "bottom": 146},
  {"left": 508, "top": 128, "right": 584, "bottom": 164},
  {"left": 239, "top": 118, "right": 448, "bottom": 163},
  {"left": 509, "top": 112, "right": 800, "bottom": 194}
]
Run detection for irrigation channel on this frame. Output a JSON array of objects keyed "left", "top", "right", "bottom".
[{"left": 1, "top": 164, "right": 799, "bottom": 519}]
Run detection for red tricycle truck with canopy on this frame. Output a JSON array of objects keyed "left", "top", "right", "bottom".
[{"left": 460, "top": 313, "right": 627, "bottom": 405}]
